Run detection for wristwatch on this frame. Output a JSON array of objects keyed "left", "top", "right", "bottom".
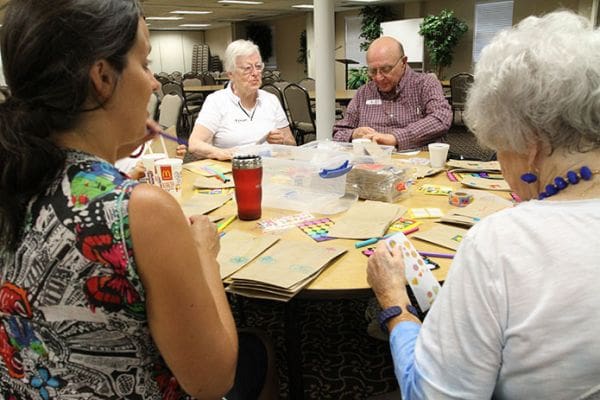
[{"left": 378, "top": 304, "right": 420, "bottom": 333}]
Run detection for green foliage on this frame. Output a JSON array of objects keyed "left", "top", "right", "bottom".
[
  {"left": 347, "top": 67, "right": 369, "bottom": 89},
  {"left": 359, "top": 6, "right": 389, "bottom": 51},
  {"left": 419, "top": 9, "right": 468, "bottom": 78},
  {"left": 297, "top": 30, "right": 307, "bottom": 73},
  {"left": 246, "top": 23, "right": 273, "bottom": 61}
]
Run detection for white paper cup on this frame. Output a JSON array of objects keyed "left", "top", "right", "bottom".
[
  {"left": 428, "top": 143, "right": 450, "bottom": 168},
  {"left": 155, "top": 158, "right": 183, "bottom": 199},
  {"left": 140, "top": 153, "right": 167, "bottom": 185},
  {"left": 352, "top": 138, "right": 371, "bottom": 156}
]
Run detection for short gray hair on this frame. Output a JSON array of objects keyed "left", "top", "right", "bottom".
[
  {"left": 223, "top": 39, "right": 261, "bottom": 73},
  {"left": 464, "top": 10, "right": 600, "bottom": 154}
]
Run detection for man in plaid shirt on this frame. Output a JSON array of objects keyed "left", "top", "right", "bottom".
[{"left": 333, "top": 36, "right": 452, "bottom": 150}]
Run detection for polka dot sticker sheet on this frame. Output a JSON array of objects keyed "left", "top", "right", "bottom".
[
  {"left": 297, "top": 218, "right": 336, "bottom": 242},
  {"left": 385, "top": 232, "right": 441, "bottom": 312}
]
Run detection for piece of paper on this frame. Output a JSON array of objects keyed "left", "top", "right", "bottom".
[
  {"left": 193, "top": 176, "right": 235, "bottom": 189},
  {"left": 459, "top": 175, "right": 511, "bottom": 191},
  {"left": 411, "top": 224, "right": 468, "bottom": 251},
  {"left": 258, "top": 212, "right": 315, "bottom": 232},
  {"left": 418, "top": 184, "right": 453, "bottom": 196},
  {"left": 180, "top": 193, "right": 232, "bottom": 217},
  {"left": 183, "top": 160, "right": 232, "bottom": 177},
  {"left": 409, "top": 208, "right": 443, "bottom": 219},
  {"left": 363, "top": 141, "right": 385, "bottom": 158},
  {"left": 217, "top": 230, "right": 280, "bottom": 279},
  {"left": 327, "top": 200, "right": 405, "bottom": 240},
  {"left": 229, "top": 240, "right": 346, "bottom": 290},
  {"left": 384, "top": 232, "right": 441, "bottom": 312}
]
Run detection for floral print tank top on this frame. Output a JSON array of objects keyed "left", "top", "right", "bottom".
[{"left": 0, "top": 150, "right": 189, "bottom": 399}]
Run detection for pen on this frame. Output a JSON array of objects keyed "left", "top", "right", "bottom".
[
  {"left": 217, "top": 215, "right": 237, "bottom": 233},
  {"left": 418, "top": 251, "right": 454, "bottom": 259},
  {"left": 201, "top": 165, "right": 231, "bottom": 183},
  {"left": 158, "top": 130, "right": 188, "bottom": 146}
]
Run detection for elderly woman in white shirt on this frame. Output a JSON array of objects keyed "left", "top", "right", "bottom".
[{"left": 189, "top": 39, "right": 295, "bottom": 160}]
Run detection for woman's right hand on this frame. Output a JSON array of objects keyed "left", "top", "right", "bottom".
[{"left": 189, "top": 215, "right": 220, "bottom": 259}]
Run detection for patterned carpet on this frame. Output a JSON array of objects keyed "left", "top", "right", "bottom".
[{"left": 230, "top": 295, "right": 400, "bottom": 399}]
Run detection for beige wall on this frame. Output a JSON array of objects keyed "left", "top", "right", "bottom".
[
  {"left": 204, "top": 26, "right": 232, "bottom": 65},
  {"left": 270, "top": 14, "right": 307, "bottom": 83},
  {"left": 149, "top": 30, "right": 204, "bottom": 74}
]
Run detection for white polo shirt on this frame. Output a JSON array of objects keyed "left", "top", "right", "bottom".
[{"left": 195, "top": 84, "right": 289, "bottom": 148}]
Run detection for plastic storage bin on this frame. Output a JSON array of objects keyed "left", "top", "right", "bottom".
[
  {"left": 300, "top": 140, "right": 394, "bottom": 162},
  {"left": 234, "top": 144, "right": 355, "bottom": 214}
]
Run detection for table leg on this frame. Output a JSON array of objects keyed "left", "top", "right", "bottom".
[{"left": 284, "top": 300, "right": 305, "bottom": 400}]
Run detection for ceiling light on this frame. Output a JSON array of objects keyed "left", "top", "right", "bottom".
[
  {"left": 292, "top": 4, "right": 314, "bottom": 9},
  {"left": 170, "top": 10, "right": 213, "bottom": 15},
  {"left": 218, "top": 1, "right": 264, "bottom": 4},
  {"left": 179, "top": 24, "right": 211, "bottom": 27},
  {"left": 145, "top": 16, "right": 184, "bottom": 21}
]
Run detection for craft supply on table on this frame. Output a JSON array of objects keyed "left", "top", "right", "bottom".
[
  {"left": 258, "top": 212, "right": 315, "bottom": 232},
  {"left": 297, "top": 217, "right": 335, "bottom": 242},
  {"left": 448, "top": 191, "right": 474, "bottom": 207},
  {"left": 387, "top": 218, "right": 421, "bottom": 233},
  {"left": 412, "top": 224, "right": 468, "bottom": 251},
  {"left": 409, "top": 208, "right": 443, "bottom": 219},
  {"left": 217, "top": 215, "right": 237, "bottom": 233},
  {"left": 418, "top": 184, "right": 453, "bottom": 196},
  {"left": 345, "top": 163, "right": 411, "bottom": 202},
  {"left": 418, "top": 251, "right": 455, "bottom": 260}
]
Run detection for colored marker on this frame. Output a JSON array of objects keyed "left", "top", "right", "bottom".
[
  {"left": 354, "top": 233, "right": 396, "bottom": 249},
  {"left": 418, "top": 251, "right": 454, "bottom": 259},
  {"left": 158, "top": 130, "right": 188, "bottom": 145},
  {"left": 217, "top": 215, "right": 237, "bottom": 233},
  {"left": 201, "top": 165, "right": 230, "bottom": 183},
  {"left": 402, "top": 226, "right": 419, "bottom": 235}
]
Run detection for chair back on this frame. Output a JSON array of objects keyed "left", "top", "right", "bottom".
[
  {"left": 449, "top": 73, "right": 473, "bottom": 110},
  {"left": 158, "top": 93, "right": 184, "bottom": 130},
  {"left": 201, "top": 73, "right": 216, "bottom": 85},
  {"left": 162, "top": 81, "right": 184, "bottom": 98},
  {"left": 283, "top": 83, "right": 315, "bottom": 144},
  {"left": 298, "top": 77, "right": 316, "bottom": 91},
  {"left": 182, "top": 77, "right": 204, "bottom": 89},
  {"left": 147, "top": 92, "right": 159, "bottom": 120},
  {"left": 261, "top": 83, "right": 287, "bottom": 116}
]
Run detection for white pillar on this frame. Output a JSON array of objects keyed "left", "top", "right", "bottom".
[
  {"left": 314, "top": 0, "right": 336, "bottom": 141},
  {"left": 306, "top": 14, "right": 315, "bottom": 79}
]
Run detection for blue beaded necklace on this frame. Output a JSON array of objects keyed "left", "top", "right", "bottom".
[{"left": 523, "top": 166, "right": 598, "bottom": 200}]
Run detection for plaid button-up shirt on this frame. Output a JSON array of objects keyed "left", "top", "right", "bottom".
[{"left": 333, "top": 67, "right": 452, "bottom": 150}]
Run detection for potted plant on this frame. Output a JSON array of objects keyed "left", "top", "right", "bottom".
[
  {"left": 297, "top": 30, "right": 307, "bottom": 74},
  {"left": 418, "top": 9, "right": 468, "bottom": 79},
  {"left": 347, "top": 67, "right": 369, "bottom": 89},
  {"left": 359, "top": 5, "right": 390, "bottom": 51}
]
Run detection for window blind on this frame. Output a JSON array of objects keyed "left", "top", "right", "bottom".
[{"left": 473, "top": 1, "right": 514, "bottom": 62}]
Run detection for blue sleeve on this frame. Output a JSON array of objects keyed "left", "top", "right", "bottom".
[{"left": 389, "top": 321, "right": 424, "bottom": 400}]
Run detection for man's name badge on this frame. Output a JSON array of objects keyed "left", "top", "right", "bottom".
[{"left": 365, "top": 99, "right": 382, "bottom": 105}]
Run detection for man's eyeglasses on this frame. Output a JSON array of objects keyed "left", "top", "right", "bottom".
[
  {"left": 367, "top": 57, "right": 404, "bottom": 77},
  {"left": 237, "top": 62, "right": 265, "bottom": 75}
]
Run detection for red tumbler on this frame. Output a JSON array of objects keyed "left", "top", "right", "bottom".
[{"left": 232, "top": 155, "right": 262, "bottom": 220}]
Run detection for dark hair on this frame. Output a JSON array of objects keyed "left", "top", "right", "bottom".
[{"left": 0, "top": 0, "right": 142, "bottom": 251}]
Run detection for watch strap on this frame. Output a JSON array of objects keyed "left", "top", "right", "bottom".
[{"left": 378, "top": 304, "right": 419, "bottom": 333}]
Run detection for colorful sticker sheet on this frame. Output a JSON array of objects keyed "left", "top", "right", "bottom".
[
  {"left": 387, "top": 218, "right": 421, "bottom": 233},
  {"left": 258, "top": 212, "right": 315, "bottom": 232},
  {"left": 297, "top": 218, "right": 335, "bottom": 242},
  {"left": 418, "top": 184, "right": 453, "bottom": 196},
  {"left": 384, "top": 232, "right": 441, "bottom": 312}
]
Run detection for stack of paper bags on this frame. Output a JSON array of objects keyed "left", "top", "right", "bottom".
[{"left": 227, "top": 240, "right": 346, "bottom": 301}]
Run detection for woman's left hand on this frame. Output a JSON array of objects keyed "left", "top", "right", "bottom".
[
  {"left": 266, "top": 129, "right": 286, "bottom": 145},
  {"left": 367, "top": 241, "right": 410, "bottom": 309}
]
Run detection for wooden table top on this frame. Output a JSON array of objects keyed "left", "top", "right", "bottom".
[
  {"left": 308, "top": 89, "right": 357, "bottom": 102},
  {"left": 183, "top": 84, "right": 225, "bottom": 93},
  {"left": 180, "top": 154, "right": 509, "bottom": 297}
]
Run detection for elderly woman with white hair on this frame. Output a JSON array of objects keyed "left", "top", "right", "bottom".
[
  {"left": 189, "top": 39, "right": 295, "bottom": 160},
  {"left": 366, "top": 10, "right": 600, "bottom": 400}
]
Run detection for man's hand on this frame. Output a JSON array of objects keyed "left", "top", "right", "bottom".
[
  {"left": 370, "top": 132, "right": 397, "bottom": 147},
  {"left": 351, "top": 127, "right": 377, "bottom": 140}
]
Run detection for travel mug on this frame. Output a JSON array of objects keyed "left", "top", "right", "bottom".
[{"left": 232, "top": 155, "right": 262, "bottom": 220}]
